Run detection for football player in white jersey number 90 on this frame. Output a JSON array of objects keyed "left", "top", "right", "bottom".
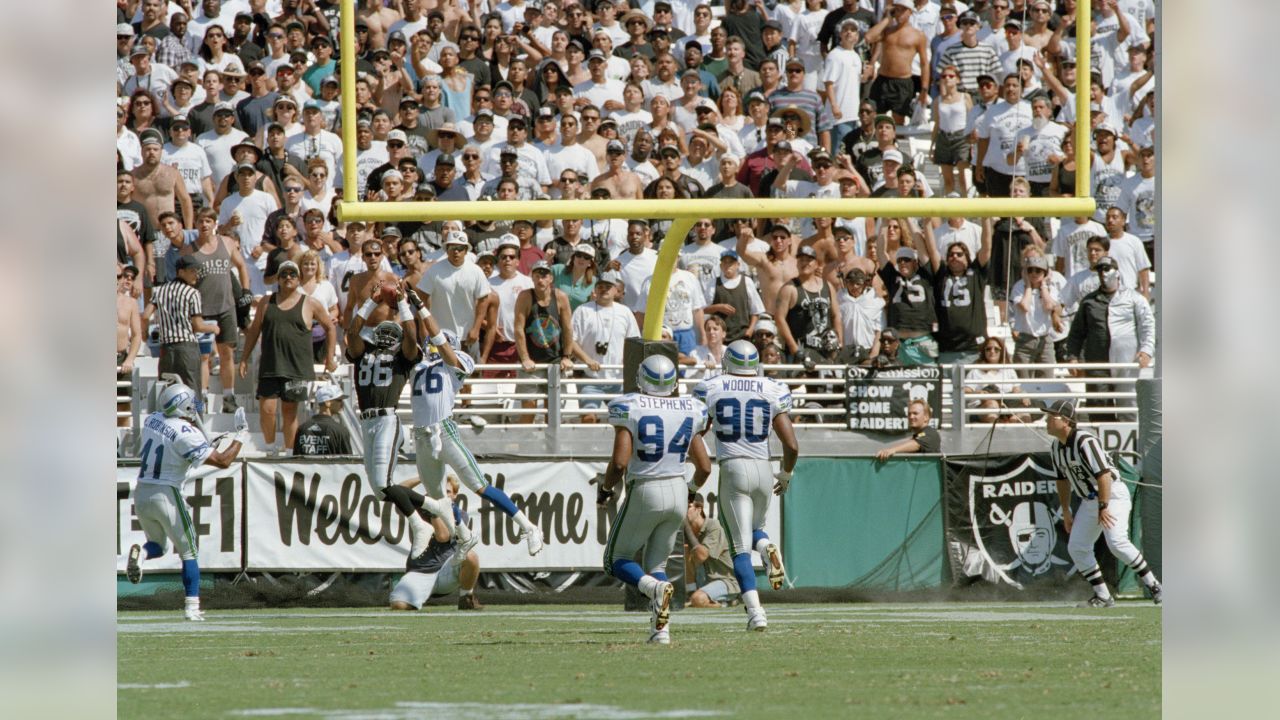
[
  {"left": 125, "top": 382, "right": 249, "bottom": 621},
  {"left": 598, "top": 354, "right": 712, "bottom": 645},
  {"left": 692, "top": 340, "right": 799, "bottom": 631}
]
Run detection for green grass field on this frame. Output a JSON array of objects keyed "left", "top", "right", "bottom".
[{"left": 118, "top": 602, "right": 1160, "bottom": 719}]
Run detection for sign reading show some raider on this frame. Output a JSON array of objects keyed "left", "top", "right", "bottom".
[{"left": 844, "top": 365, "right": 942, "bottom": 433}]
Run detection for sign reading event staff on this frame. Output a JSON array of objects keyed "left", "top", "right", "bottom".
[{"left": 844, "top": 365, "right": 943, "bottom": 433}]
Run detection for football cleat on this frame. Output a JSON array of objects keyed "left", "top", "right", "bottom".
[
  {"left": 651, "top": 581, "right": 674, "bottom": 632},
  {"left": 765, "top": 544, "right": 786, "bottom": 590},
  {"left": 408, "top": 515, "right": 433, "bottom": 560},
  {"left": 468, "top": 414, "right": 488, "bottom": 429},
  {"left": 457, "top": 593, "right": 484, "bottom": 611},
  {"left": 747, "top": 608, "right": 768, "bottom": 632},
  {"left": 647, "top": 627, "right": 671, "bottom": 645},
  {"left": 126, "top": 544, "right": 144, "bottom": 584},
  {"left": 1151, "top": 585, "right": 1163, "bottom": 605},
  {"left": 1077, "top": 595, "right": 1116, "bottom": 608},
  {"left": 455, "top": 522, "right": 480, "bottom": 559},
  {"left": 184, "top": 608, "right": 206, "bottom": 622},
  {"left": 520, "top": 526, "right": 544, "bottom": 556}
]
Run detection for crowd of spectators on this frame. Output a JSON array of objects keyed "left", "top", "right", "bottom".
[{"left": 116, "top": 0, "right": 1158, "bottom": 440}]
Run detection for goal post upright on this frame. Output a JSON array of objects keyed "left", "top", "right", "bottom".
[{"left": 335, "top": 1, "right": 1095, "bottom": 341}]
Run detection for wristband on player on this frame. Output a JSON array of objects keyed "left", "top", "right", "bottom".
[
  {"left": 687, "top": 477, "right": 701, "bottom": 493},
  {"left": 397, "top": 300, "right": 413, "bottom": 323},
  {"left": 355, "top": 299, "right": 378, "bottom": 320},
  {"left": 429, "top": 332, "right": 447, "bottom": 347},
  {"left": 417, "top": 306, "right": 433, "bottom": 320}
]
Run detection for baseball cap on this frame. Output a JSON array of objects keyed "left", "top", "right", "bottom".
[
  {"left": 500, "top": 145, "right": 519, "bottom": 157},
  {"left": 176, "top": 255, "right": 201, "bottom": 271},
  {"left": 763, "top": 19, "right": 782, "bottom": 32},
  {"left": 842, "top": 268, "right": 869, "bottom": 284},
  {"left": 213, "top": 101, "right": 236, "bottom": 114},
  {"left": 1094, "top": 256, "right": 1118, "bottom": 271},
  {"left": 784, "top": 57, "right": 805, "bottom": 70},
  {"left": 321, "top": 75, "right": 339, "bottom": 86},
  {"left": 1004, "top": 18, "right": 1023, "bottom": 31},
  {"left": 606, "top": 139, "right": 626, "bottom": 153},
  {"left": 745, "top": 90, "right": 767, "bottom": 106},
  {"left": 531, "top": 260, "right": 553, "bottom": 274},
  {"left": 445, "top": 231, "right": 472, "bottom": 247},
  {"left": 399, "top": 96, "right": 420, "bottom": 108},
  {"left": 658, "top": 142, "right": 681, "bottom": 156},
  {"left": 234, "top": 162, "right": 256, "bottom": 174},
  {"left": 436, "top": 152, "right": 457, "bottom": 166},
  {"left": 116, "top": 22, "right": 135, "bottom": 37},
  {"left": 720, "top": 250, "right": 740, "bottom": 263},
  {"left": 796, "top": 245, "right": 817, "bottom": 260},
  {"left": 882, "top": 148, "right": 904, "bottom": 164},
  {"left": 892, "top": 0, "right": 913, "bottom": 8},
  {"left": 1094, "top": 121, "right": 1119, "bottom": 137},
  {"left": 381, "top": 169, "right": 403, "bottom": 184},
  {"left": 588, "top": 49, "right": 607, "bottom": 63},
  {"left": 273, "top": 94, "right": 298, "bottom": 107},
  {"left": 496, "top": 233, "right": 521, "bottom": 251},
  {"left": 276, "top": 260, "right": 300, "bottom": 276},
  {"left": 387, "top": 129, "right": 409, "bottom": 144},
  {"left": 880, "top": 327, "right": 900, "bottom": 341},
  {"left": 895, "top": 247, "right": 918, "bottom": 261},
  {"left": 139, "top": 130, "right": 164, "bottom": 147},
  {"left": 303, "top": 99, "right": 325, "bottom": 111},
  {"left": 537, "top": 105, "right": 556, "bottom": 119},
  {"left": 874, "top": 113, "right": 895, "bottom": 127},
  {"left": 773, "top": 140, "right": 792, "bottom": 153},
  {"left": 381, "top": 226, "right": 403, "bottom": 239},
  {"left": 766, "top": 116, "right": 785, "bottom": 129},
  {"left": 572, "top": 245, "right": 596, "bottom": 260},
  {"left": 170, "top": 114, "right": 190, "bottom": 127},
  {"left": 1043, "top": 399, "right": 1078, "bottom": 423},
  {"left": 129, "top": 43, "right": 149, "bottom": 58},
  {"left": 1024, "top": 254, "right": 1049, "bottom": 271},
  {"left": 958, "top": 10, "right": 980, "bottom": 25},
  {"left": 755, "top": 318, "right": 778, "bottom": 336},
  {"left": 598, "top": 270, "right": 623, "bottom": 286},
  {"left": 507, "top": 115, "right": 528, "bottom": 127}
]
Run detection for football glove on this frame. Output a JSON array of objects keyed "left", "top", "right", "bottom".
[{"left": 773, "top": 470, "right": 792, "bottom": 495}]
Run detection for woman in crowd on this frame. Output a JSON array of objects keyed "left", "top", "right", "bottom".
[
  {"left": 964, "top": 337, "right": 1032, "bottom": 424},
  {"left": 298, "top": 249, "right": 340, "bottom": 364},
  {"left": 552, "top": 245, "right": 598, "bottom": 311}
]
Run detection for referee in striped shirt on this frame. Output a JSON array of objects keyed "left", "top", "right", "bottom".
[
  {"left": 142, "top": 255, "right": 219, "bottom": 413},
  {"left": 1045, "top": 400, "right": 1162, "bottom": 607}
]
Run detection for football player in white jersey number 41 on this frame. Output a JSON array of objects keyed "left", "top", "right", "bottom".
[
  {"left": 598, "top": 354, "right": 712, "bottom": 645},
  {"left": 693, "top": 340, "right": 799, "bottom": 631},
  {"left": 126, "top": 382, "right": 248, "bottom": 621}
]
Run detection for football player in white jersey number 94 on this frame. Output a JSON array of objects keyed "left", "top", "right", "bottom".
[
  {"left": 598, "top": 354, "right": 712, "bottom": 645},
  {"left": 692, "top": 339, "right": 799, "bottom": 631},
  {"left": 125, "top": 382, "right": 249, "bottom": 621}
]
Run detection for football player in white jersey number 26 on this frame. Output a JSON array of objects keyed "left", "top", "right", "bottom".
[
  {"left": 400, "top": 295, "right": 545, "bottom": 556},
  {"left": 598, "top": 354, "right": 712, "bottom": 645},
  {"left": 692, "top": 340, "right": 799, "bottom": 631},
  {"left": 126, "top": 382, "right": 248, "bottom": 621}
]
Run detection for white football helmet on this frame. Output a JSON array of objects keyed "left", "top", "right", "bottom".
[
  {"left": 158, "top": 381, "right": 198, "bottom": 421},
  {"left": 637, "top": 354, "right": 678, "bottom": 397},
  {"left": 724, "top": 339, "right": 760, "bottom": 376}
]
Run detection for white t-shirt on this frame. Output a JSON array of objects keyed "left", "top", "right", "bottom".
[
  {"left": 1012, "top": 121, "right": 1068, "bottom": 183},
  {"left": 822, "top": 46, "right": 864, "bottom": 123},
  {"left": 122, "top": 64, "right": 179, "bottom": 104},
  {"left": 217, "top": 189, "right": 278, "bottom": 265},
  {"left": 838, "top": 287, "right": 886, "bottom": 351},
  {"left": 546, "top": 143, "right": 601, "bottom": 182},
  {"left": 641, "top": 268, "right": 706, "bottom": 332},
  {"left": 679, "top": 242, "right": 727, "bottom": 302},
  {"left": 417, "top": 260, "right": 493, "bottom": 337},
  {"left": 1118, "top": 174, "right": 1155, "bottom": 243},
  {"left": 617, "top": 247, "right": 658, "bottom": 313},
  {"left": 488, "top": 272, "right": 534, "bottom": 343},
  {"left": 1090, "top": 150, "right": 1129, "bottom": 222},
  {"left": 1105, "top": 232, "right": 1151, "bottom": 290},
  {"left": 196, "top": 127, "right": 250, "bottom": 187},
  {"left": 935, "top": 220, "right": 983, "bottom": 261},
  {"left": 284, "top": 129, "right": 344, "bottom": 181},
  {"left": 302, "top": 279, "right": 339, "bottom": 312},
  {"left": 1051, "top": 219, "right": 1107, "bottom": 279},
  {"left": 161, "top": 141, "right": 212, "bottom": 199},
  {"left": 977, "top": 99, "right": 1032, "bottom": 174},
  {"left": 1010, "top": 276, "right": 1066, "bottom": 338},
  {"left": 570, "top": 300, "right": 641, "bottom": 380},
  {"left": 573, "top": 78, "right": 626, "bottom": 109},
  {"left": 608, "top": 109, "right": 653, "bottom": 144}
]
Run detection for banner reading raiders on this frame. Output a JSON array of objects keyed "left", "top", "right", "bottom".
[
  {"left": 844, "top": 365, "right": 942, "bottom": 433},
  {"left": 943, "top": 455, "right": 1074, "bottom": 591}
]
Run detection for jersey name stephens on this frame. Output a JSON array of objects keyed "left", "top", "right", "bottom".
[{"left": 610, "top": 395, "right": 701, "bottom": 418}]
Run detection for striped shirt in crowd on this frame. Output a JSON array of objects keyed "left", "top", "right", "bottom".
[
  {"left": 151, "top": 280, "right": 203, "bottom": 345},
  {"left": 1049, "top": 428, "right": 1117, "bottom": 500},
  {"left": 768, "top": 88, "right": 835, "bottom": 142},
  {"left": 937, "top": 42, "right": 1003, "bottom": 93}
]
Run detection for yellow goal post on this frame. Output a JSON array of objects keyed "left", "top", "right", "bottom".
[{"left": 334, "top": 0, "right": 1096, "bottom": 341}]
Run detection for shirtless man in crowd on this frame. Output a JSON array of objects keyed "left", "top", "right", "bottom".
[
  {"left": 590, "top": 139, "right": 645, "bottom": 200},
  {"left": 357, "top": 0, "right": 401, "bottom": 51},
  {"left": 133, "top": 134, "right": 194, "bottom": 230},
  {"left": 343, "top": 237, "right": 402, "bottom": 330},
  {"left": 865, "top": 1, "right": 931, "bottom": 125},
  {"left": 737, "top": 222, "right": 800, "bottom": 311}
]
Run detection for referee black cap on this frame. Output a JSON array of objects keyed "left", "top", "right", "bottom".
[{"left": 1044, "top": 399, "right": 1077, "bottom": 423}]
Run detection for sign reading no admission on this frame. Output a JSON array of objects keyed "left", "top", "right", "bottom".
[{"left": 844, "top": 365, "right": 943, "bottom": 433}]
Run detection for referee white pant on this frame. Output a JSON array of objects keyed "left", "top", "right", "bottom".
[
  {"left": 603, "top": 475, "right": 685, "bottom": 577},
  {"left": 1067, "top": 492, "right": 1142, "bottom": 573},
  {"left": 413, "top": 417, "right": 490, "bottom": 500},
  {"left": 717, "top": 457, "right": 772, "bottom": 556},
  {"left": 361, "top": 411, "right": 402, "bottom": 497},
  {"left": 133, "top": 482, "right": 198, "bottom": 561}
]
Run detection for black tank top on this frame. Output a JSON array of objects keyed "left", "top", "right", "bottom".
[
  {"left": 785, "top": 278, "right": 834, "bottom": 350},
  {"left": 258, "top": 292, "right": 315, "bottom": 380},
  {"left": 117, "top": 221, "right": 128, "bottom": 265},
  {"left": 524, "top": 289, "right": 563, "bottom": 362},
  {"left": 712, "top": 278, "right": 751, "bottom": 342}
]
